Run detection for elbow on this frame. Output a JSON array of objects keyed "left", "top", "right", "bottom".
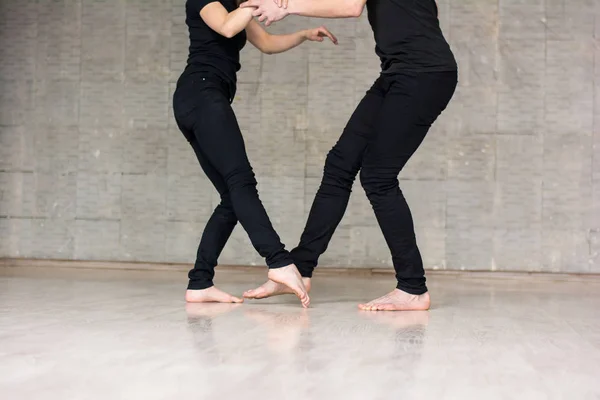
[
  {"left": 348, "top": 0, "right": 364, "bottom": 17},
  {"left": 220, "top": 26, "right": 237, "bottom": 39},
  {"left": 222, "top": 30, "right": 235, "bottom": 39},
  {"left": 256, "top": 35, "right": 274, "bottom": 54}
]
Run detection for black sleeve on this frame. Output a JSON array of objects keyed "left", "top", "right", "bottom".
[{"left": 189, "top": 0, "right": 220, "bottom": 14}]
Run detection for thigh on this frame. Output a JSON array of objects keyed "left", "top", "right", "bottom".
[
  {"left": 328, "top": 79, "right": 387, "bottom": 168},
  {"left": 189, "top": 136, "right": 230, "bottom": 197},
  {"left": 363, "top": 72, "right": 457, "bottom": 172},
  {"left": 186, "top": 88, "right": 253, "bottom": 179},
  {"left": 175, "top": 110, "right": 230, "bottom": 197}
]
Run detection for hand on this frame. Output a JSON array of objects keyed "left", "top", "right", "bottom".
[
  {"left": 273, "top": 0, "right": 289, "bottom": 8},
  {"left": 304, "top": 26, "right": 338, "bottom": 44},
  {"left": 240, "top": 0, "right": 288, "bottom": 26}
]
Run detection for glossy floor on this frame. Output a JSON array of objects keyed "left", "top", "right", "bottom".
[{"left": 1, "top": 266, "right": 599, "bottom": 399}]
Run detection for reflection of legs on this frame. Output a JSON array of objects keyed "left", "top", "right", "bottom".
[
  {"left": 244, "top": 308, "right": 310, "bottom": 354},
  {"left": 244, "top": 80, "right": 387, "bottom": 300},
  {"left": 359, "top": 72, "right": 457, "bottom": 311},
  {"left": 359, "top": 311, "right": 429, "bottom": 375}
]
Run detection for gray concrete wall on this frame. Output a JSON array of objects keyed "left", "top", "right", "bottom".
[{"left": 1, "top": 0, "right": 599, "bottom": 273}]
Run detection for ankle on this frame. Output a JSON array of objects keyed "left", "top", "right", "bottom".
[{"left": 302, "top": 278, "right": 312, "bottom": 292}]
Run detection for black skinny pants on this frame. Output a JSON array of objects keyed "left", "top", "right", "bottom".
[
  {"left": 173, "top": 74, "right": 293, "bottom": 290},
  {"left": 291, "top": 71, "right": 457, "bottom": 295}
]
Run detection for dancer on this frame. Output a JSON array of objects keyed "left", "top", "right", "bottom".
[
  {"left": 173, "top": 0, "right": 337, "bottom": 307},
  {"left": 243, "top": 0, "right": 457, "bottom": 311}
]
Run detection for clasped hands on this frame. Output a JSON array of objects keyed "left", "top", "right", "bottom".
[{"left": 241, "top": 0, "right": 292, "bottom": 26}]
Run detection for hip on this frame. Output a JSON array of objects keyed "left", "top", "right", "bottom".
[
  {"left": 369, "top": 70, "right": 457, "bottom": 117},
  {"left": 178, "top": 64, "right": 237, "bottom": 98},
  {"left": 173, "top": 74, "right": 233, "bottom": 123}
]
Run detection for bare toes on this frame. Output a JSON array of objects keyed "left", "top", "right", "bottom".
[
  {"left": 302, "top": 295, "right": 310, "bottom": 308},
  {"left": 294, "top": 290, "right": 309, "bottom": 308},
  {"left": 243, "top": 289, "right": 264, "bottom": 299}
]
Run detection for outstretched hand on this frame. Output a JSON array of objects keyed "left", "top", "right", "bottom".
[
  {"left": 304, "top": 26, "right": 338, "bottom": 45},
  {"left": 240, "top": 0, "right": 288, "bottom": 26}
]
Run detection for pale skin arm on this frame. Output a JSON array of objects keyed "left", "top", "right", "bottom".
[
  {"left": 284, "top": 0, "right": 366, "bottom": 18},
  {"left": 200, "top": 1, "right": 256, "bottom": 38},
  {"left": 246, "top": 20, "right": 337, "bottom": 55},
  {"left": 240, "top": 0, "right": 367, "bottom": 25},
  {"left": 274, "top": 0, "right": 438, "bottom": 15}
]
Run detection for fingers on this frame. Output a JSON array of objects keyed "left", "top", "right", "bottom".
[
  {"left": 240, "top": 0, "right": 255, "bottom": 8},
  {"left": 328, "top": 31, "right": 338, "bottom": 44},
  {"left": 319, "top": 26, "right": 338, "bottom": 44},
  {"left": 283, "top": 0, "right": 289, "bottom": 8}
]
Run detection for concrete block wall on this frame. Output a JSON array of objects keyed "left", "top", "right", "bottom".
[{"left": 1, "top": 0, "right": 599, "bottom": 273}]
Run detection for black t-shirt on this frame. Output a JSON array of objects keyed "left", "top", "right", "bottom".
[
  {"left": 367, "top": 0, "right": 457, "bottom": 73},
  {"left": 182, "top": 0, "right": 247, "bottom": 95}
]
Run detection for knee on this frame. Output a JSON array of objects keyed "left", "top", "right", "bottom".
[
  {"left": 323, "top": 147, "right": 358, "bottom": 188},
  {"left": 360, "top": 168, "right": 398, "bottom": 196},
  {"left": 215, "top": 195, "right": 237, "bottom": 223},
  {"left": 224, "top": 167, "right": 257, "bottom": 192}
]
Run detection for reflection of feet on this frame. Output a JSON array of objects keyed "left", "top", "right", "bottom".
[
  {"left": 244, "top": 308, "right": 310, "bottom": 353},
  {"left": 185, "top": 286, "right": 244, "bottom": 303},
  {"left": 246, "top": 265, "right": 310, "bottom": 308},
  {"left": 244, "top": 277, "right": 311, "bottom": 301},
  {"left": 245, "top": 308, "right": 310, "bottom": 328},
  {"left": 360, "top": 310, "right": 430, "bottom": 329},
  {"left": 185, "top": 302, "right": 242, "bottom": 319},
  {"left": 358, "top": 289, "right": 430, "bottom": 311}
]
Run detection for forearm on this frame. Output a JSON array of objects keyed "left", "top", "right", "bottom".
[
  {"left": 202, "top": 4, "right": 256, "bottom": 38},
  {"left": 286, "top": 0, "right": 364, "bottom": 18},
  {"left": 219, "top": 7, "right": 256, "bottom": 37},
  {"left": 261, "top": 31, "right": 307, "bottom": 54}
]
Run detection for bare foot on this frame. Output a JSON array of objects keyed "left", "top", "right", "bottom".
[
  {"left": 245, "top": 265, "right": 310, "bottom": 308},
  {"left": 185, "top": 286, "right": 244, "bottom": 304},
  {"left": 244, "top": 277, "right": 311, "bottom": 302},
  {"left": 358, "top": 289, "right": 430, "bottom": 311}
]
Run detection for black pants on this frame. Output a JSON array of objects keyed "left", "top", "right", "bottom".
[
  {"left": 173, "top": 74, "right": 293, "bottom": 290},
  {"left": 290, "top": 71, "right": 457, "bottom": 295}
]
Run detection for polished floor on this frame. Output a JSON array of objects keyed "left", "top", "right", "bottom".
[{"left": 0, "top": 266, "right": 599, "bottom": 399}]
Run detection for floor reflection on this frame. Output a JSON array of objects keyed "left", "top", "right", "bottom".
[
  {"left": 185, "top": 302, "right": 242, "bottom": 322},
  {"left": 244, "top": 307, "right": 311, "bottom": 354},
  {"left": 358, "top": 311, "right": 429, "bottom": 369}
]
